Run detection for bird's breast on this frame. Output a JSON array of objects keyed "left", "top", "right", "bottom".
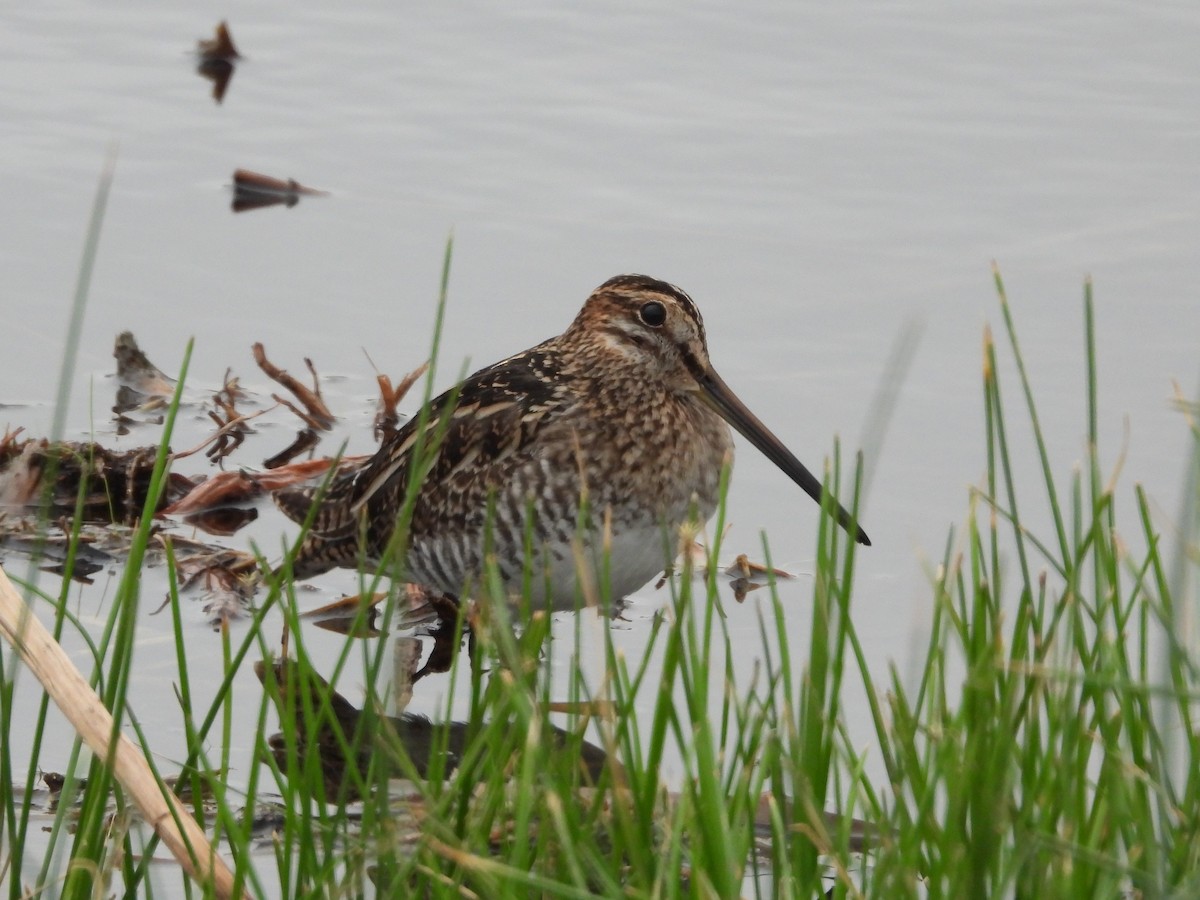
[{"left": 402, "top": 388, "right": 735, "bottom": 607}]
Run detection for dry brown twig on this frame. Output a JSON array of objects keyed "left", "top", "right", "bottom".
[
  {"left": 216, "top": 369, "right": 244, "bottom": 406},
  {"left": 366, "top": 354, "right": 429, "bottom": 440},
  {"left": 724, "top": 553, "right": 794, "bottom": 580},
  {"left": 203, "top": 372, "right": 253, "bottom": 464},
  {"left": 251, "top": 343, "right": 336, "bottom": 430},
  {"left": 170, "top": 405, "right": 277, "bottom": 463},
  {"left": 0, "top": 427, "right": 25, "bottom": 456}
]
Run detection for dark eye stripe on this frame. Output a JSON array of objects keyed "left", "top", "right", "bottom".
[{"left": 603, "top": 323, "right": 654, "bottom": 351}]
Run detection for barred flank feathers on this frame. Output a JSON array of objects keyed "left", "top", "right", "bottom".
[
  {"left": 274, "top": 465, "right": 366, "bottom": 538},
  {"left": 281, "top": 531, "right": 363, "bottom": 580}
]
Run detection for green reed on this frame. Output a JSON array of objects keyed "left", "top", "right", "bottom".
[{"left": 843, "top": 275, "right": 1200, "bottom": 898}]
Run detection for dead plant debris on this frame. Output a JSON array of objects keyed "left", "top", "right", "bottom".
[
  {"left": 204, "top": 371, "right": 250, "bottom": 465},
  {"left": 366, "top": 354, "right": 429, "bottom": 441},
  {"left": 251, "top": 343, "right": 335, "bottom": 430},
  {"left": 197, "top": 21, "right": 240, "bottom": 61},
  {"left": 654, "top": 538, "right": 795, "bottom": 602},
  {"left": 0, "top": 438, "right": 190, "bottom": 522},
  {"left": 195, "top": 21, "right": 239, "bottom": 104},
  {"left": 113, "top": 331, "right": 175, "bottom": 430},
  {"left": 232, "top": 170, "right": 328, "bottom": 213}
]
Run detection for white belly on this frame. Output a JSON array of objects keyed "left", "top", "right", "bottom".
[{"left": 526, "top": 520, "right": 684, "bottom": 611}]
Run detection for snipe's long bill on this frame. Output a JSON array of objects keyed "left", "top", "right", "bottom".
[
  {"left": 278, "top": 274, "right": 870, "bottom": 608},
  {"left": 696, "top": 364, "right": 869, "bottom": 546}
]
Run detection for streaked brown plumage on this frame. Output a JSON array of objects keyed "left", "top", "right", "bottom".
[{"left": 278, "top": 275, "right": 869, "bottom": 607}]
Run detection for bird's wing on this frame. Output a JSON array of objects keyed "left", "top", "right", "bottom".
[
  {"left": 353, "top": 348, "right": 568, "bottom": 523},
  {"left": 276, "top": 346, "right": 568, "bottom": 541}
]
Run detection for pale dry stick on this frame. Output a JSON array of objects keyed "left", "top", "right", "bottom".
[{"left": 0, "top": 564, "right": 245, "bottom": 899}]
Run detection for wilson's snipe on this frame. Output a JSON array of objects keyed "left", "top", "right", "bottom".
[{"left": 278, "top": 275, "right": 869, "bottom": 607}]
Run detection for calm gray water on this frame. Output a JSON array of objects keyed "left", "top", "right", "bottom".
[{"left": 3, "top": 0, "right": 1198, "bottom": 884}]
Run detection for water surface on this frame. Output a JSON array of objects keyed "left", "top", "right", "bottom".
[{"left": 2, "top": 0, "right": 1198, "bottom": 882}]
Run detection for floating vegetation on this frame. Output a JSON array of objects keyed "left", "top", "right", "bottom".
[
  {"left": 195, "top": 21, "right": 240, "bottom": 103},
  {"left": 231, "top": 169, "right": 329, "bottom": 213},
  {"left": 0, "top": 433, "right": 190, "bottom": 521}
]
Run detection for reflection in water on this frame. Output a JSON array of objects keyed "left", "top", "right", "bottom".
[
  {"left": 112, "top": 331, "right": 173, "bottom": 431},
  {"left": 255, "top": 657, "right": 608, "bottom": 803},
  {"left": 303, "top": 590, "right": 390, "bottom": 638},
  {"left": 263, "top": 428, "right": 321, "bottom": 470},
  {"left": 0, "top": 533, "right": 110, "bottom": 584},
  {"left": 182, "top": 503, "right": 258, "bottom": 537},
  {"left": 195, "top": 58, "right": 235, "bottom": 104},
  {"left": 302, "top": 587, "right": 466, "bottom": 682}
]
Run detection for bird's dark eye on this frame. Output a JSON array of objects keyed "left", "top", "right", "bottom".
[{"left": 639, "top": 301, "right": 667, "bottom": 327}]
